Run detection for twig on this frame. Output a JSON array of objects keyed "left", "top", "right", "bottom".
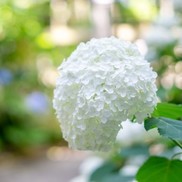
[
  {"left": 171, "top": 152, "right": 182, "bottom": 159},
  {"left": 170, "top": 138, "right": 182, "bottom": 149}
]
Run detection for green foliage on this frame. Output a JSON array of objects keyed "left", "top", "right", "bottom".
[
  {"left": 89, "top": 161, "right": 119, "bottom": 181},
  {"left": 152, "top": 103, "right": 182, "bottom": 120},
  {"left": 89, "top": 161, "right": 134, "bottom": 182},
  {"left": 90, "top": 102, "right": 182, "bottom": 182},
  {"left": 120, "top": 144, "right": 149, "bottom": 157},
  {"left": 136, "top": 156, "right": 182, "bottom": 182},
  {"left": 141, "top": 103, "right": 182, "bottom": 181},
  {"left": 113, "top": 2, "right": 140, "bottom": 24},
  {"left": 89, "top": 144, "right": 149, "bottom": 182},
  {"left": 145, "top": 102, "right": 182, "bottom": 143},
  {"left": 145, "top": 117, "right": 182, "bottom": 141},
  {"left": 90, "top": 174, "right": 134, "bottom": 182},
  {"left": 0, "top": 0, "right": 72, "bottom": 152}
]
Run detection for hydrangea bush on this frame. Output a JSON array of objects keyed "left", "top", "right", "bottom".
[
  {"left": 54, "top": 37, "right": 182, "bottom": 181},
  {"left": 53, "top": 37, "right": 158, "bottom": 151}
]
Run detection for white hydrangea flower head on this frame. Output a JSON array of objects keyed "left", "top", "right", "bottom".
[{"left": 53, "top": 37, "right": 158, "bottom": 151}]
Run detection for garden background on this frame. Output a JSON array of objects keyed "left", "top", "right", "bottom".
[{"left": 0, "top": 0, "right": 182, "bottom": 182}]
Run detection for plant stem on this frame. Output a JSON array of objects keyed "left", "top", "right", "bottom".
[
  {"left": 171, "top": 152, "right": 182, "bottom": 159},
  {"left": 170, "top": 138, "right": 182, "bottom": 149}
]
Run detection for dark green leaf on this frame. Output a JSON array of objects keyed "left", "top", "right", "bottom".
[
  {"left": 136, "top": 156, "right": 182, "bottom": 182},
  {"left": 90, "top": 173, "right": 134, "bottom": 182},
  {"left": 120, "top": 144, "right": 149, "bottom": 157},
  {"left": 98, "top": 174, "right": 134, "bottom": 182},
  {"left": 89, "top": 159, "right": 131, "bottom": 182},
  {"left": 152, "top": 103, "right": 182, "bottom": 120},
  {"left": 89, "top": 161, "right": 117, "bottom": 182},
  {"left": 145, "top": 117, "right": 182, "bottom": 141}
]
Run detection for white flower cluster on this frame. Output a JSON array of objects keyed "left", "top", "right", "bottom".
[{"left": 53, "top": 37, "right": 158, "bottom": 151}]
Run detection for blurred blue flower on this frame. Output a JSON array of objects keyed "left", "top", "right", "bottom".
[
  {"left": 25, "top": 91, "right": 49, "bottom": 114},
  {"left": 0, "top": 68, "right": 13, "bottom": 85}
]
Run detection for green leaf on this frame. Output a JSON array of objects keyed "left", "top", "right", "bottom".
[
  {"left": 136, "top": 156, "right": 182, "bottom": 182},
  {"left": 89, "top": 161, "right": 118, "bottom": 182},
  {"left": 89, "top": 160, "right": 132, "bottom": 182},
  {"left": 90, "top": 173, "right": 133, "bottom": 182},
  {"left": 98, "top": 174, "right": 134, "bottom": 182},
  {"left": 145, "top": 117, "right": 182, "bottom": 141},
  {"left": 89, "top": 156, "right": 135, "bottom": 182},
  {"left": 120, "top": 144, "right": 149, "bottom": 157},
  {"left": 152, "top": 103, "right": 182, "bottom": 119}
]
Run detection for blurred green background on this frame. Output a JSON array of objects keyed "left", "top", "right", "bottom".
[{"left": 0, "top": 0, "right": 182, "bottom": 155}]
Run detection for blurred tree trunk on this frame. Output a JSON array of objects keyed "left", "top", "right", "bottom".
[{"left": 91, "top": 1, "right": 112, "bottom": 38}]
